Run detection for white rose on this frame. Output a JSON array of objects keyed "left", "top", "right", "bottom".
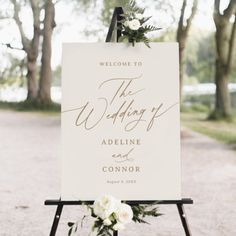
[
  {"left": 136, "top": 13, "right": 143, "bottom": 20},
  {"left": 93, "top": 195, "right": 120, "bottom": 220},
  {"left": 113, "top": 222, "right": 125, "bottom": 231},
  {"left": 124, "top": 21, "right": 129, "bottom": 27},
  {"left": 103, "top": 218, "right": 112, "bottom": 226},
  {"left": 128, "top": 19, "right": 141, "bottom": 31},
  {"left": 115, "top": 203, "right": 133, "bottom": 224},
  {"left": 93, "top": 202, "right": 105, "bottom": 219}
]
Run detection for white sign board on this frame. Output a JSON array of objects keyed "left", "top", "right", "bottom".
[{"left": 61, "top": 43, "right": 181, "bottom": 200}]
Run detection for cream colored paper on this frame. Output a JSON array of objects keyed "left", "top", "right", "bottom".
[{"left": 61, "top": 43, "right": 181, "bottom": 200}]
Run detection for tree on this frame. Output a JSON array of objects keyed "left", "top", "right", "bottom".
[
  {"left": 101, "top": 0, "right": 118, "bottom": 27},
  {"left": 38, "top": 0, "right": 56, "bottom": 105},
  {"left": 9, "top": 0, "right": 57, "bottom": 105},
  {"left": 0, "top": 53, "right": 25, "bottom": 86},
  {"left": 212, "top": 0, "right": 236, "bottom": 119},
  {"left": 177, "top": 0, "right": 198, "bottom": 100},
  {"left": 185, "top": 30, "right": 216, "bottom": 83},
  {"left": 11, "top": 0, "right": 41, "bottom": 101}
]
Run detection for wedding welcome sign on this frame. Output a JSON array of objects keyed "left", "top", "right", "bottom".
[{"left": 61, "top": 43, "right": 181, "bottom": 200}]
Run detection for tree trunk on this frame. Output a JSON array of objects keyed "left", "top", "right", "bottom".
[
  {"left": 38, "top": 0, "right": 55, "bottom": 105},
  {"left": 176, "top": 0, "right": 198, "bottom": 102},
  {"left": 212, "top": 0, "right": 236, "bottom": 119},
  {"left": 214, "top": 59, "right": 231, "bottom": 117},
  {"left": 178, "top": 39, "right": 186, "bottom": 100},
  {"left": 11, "top": 0, "right": 41, "bottom": 102},
  {"left": 26, "top": 8, "right": 41, "bottom": 101},
  {"left": 213, "top": 24, "right": 231, "bottom": 118},
  {"left": 26, "top": 54, "right": 38, "bottom": 100}
]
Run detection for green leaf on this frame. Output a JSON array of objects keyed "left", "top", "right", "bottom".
[
  {"left": 142, "top": 16, "right": 152, "bottom": 24},
  {"left": 68, "top": 228, "right": 72, "bottom": 236},
  {"left": 124, "top": 0, "right": 145, "bottom": 14},
  {"left": 119, "top": 35, "right": 129, "bottom": 42},
  {"left": 67, "top": 222, "right": 74, "bottom": 227},
  {"left": 143, "top": 25, "right": 162, "bottom": 33}
]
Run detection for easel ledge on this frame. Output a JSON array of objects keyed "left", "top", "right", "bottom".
[{"left": 45, "top": 198, "right": 193, "bottom": 206}]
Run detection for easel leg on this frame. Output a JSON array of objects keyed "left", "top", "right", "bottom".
[
  {"left": 177, "top": 203, "right": 191, "bottom": 236},
  {"left": 49, "top": 204, "right": 63, "bottom": 236},
  {"left": 113, "top": 231, "right": 118, "bottom": 236}
]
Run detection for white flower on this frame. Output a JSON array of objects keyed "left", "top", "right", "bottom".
[
  {"left": 113, "top": 222, "right": 125, "bottom": 231},
  {"left": 128, "top": 19, "right": 141, "bottom": 30},
  {"left": 124, "top": 21, "right": 129, "bottom": 27},
  {"left": 136, "top": 13, "right": 143, "bottom": 20},
  {"left": 103, "top": 218, "right": 112, "bottom": 226},
  {"left": 115, "top": 203, "right": 133, "bottom": 224},
  {"left": 93, "top": 195, "right": 120, "bottom": 220}
]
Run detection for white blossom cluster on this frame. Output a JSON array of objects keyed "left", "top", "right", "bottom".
[
  {"left": 123, "top": 13, "right": 144, "bottom": 31},
  {"left": 93, "top": 195, "right": 133, "bottom": 231}
]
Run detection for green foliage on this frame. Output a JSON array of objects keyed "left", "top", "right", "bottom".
[
  {"left": 52, "top": 65, "right": 61, "bottom": 86},
  {"left": 181, "top": 112, "right": 236, "bottom": 147},
  {"left": 153, "top": 29, "right": 176, "bottom": 42},
  {"left": 0, "top": 101, "right": 19, "bottom": 110},
  {"left": 119, "top": 0, "right": 161, "bottom": 47},
  {"left": 123, "top": 0, "right": 145, "bottom": 14},
  {"left": 142, "top": 25, "right": 160, "bottom": 33},
  {"left": 183, "top": 92, "right": 236, "bottom": 119},
  {"left": 0, "top": 100, "right": 61, "bottom": 112},
  {"left": 185, "top": 30, "right": 216, "bottom": 84},
  {"left": 18, "top": 100, "right": 61, "bottom": 111},
  {"left": 69, "top": 0, "right": 96, "bottom": 10},
  {"left": 0, "top": 53, "right": 26, "bottom": 86},
  {"left": 101, "top": 0, "right": 118, "bottom": 27},
  {"left": 230, "top": 67, "right": 236, "bottom": 82},
  {"left": 208, "top": 110, "right": 233, "bottom": 122},
  {"left": 68, "top": 222, "right": 78, "bottom": 236},
  {"left": 194, "top": 125, "right": 236, "bottom": 145},
  {"left": 131, "top": 202, "right": 162, "bottom": 224},
  {"left": 181, "top": 103, "right": 210, "bottom": 113},
  {"left": 67, "top": 201, "right": 161, "bottom": 236},
  {"left": 185, "top": 28, "right": 235, "bottom": 83},
  {"left": 191, "top": 104, "right": 210, "bottom": 113},
  {"left": 154, "top": 29, "right": 229, "bottom": 84},
  {"left": 184, "top": 93, "right": 214, "bottom": 109},
  {"left": 93, "top": 218, "right": 114, "bottom": 236}
]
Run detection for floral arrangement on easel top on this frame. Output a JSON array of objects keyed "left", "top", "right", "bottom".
[
  {"left": 118, "top": 0, "right": 161, "bottom": 48},
  {"left": 68, "top": 195, "right": 162, "bottom": 236}
]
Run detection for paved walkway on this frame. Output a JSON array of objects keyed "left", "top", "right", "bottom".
[{"left": 0, "top": 110, "right": 236, "bottom": 236}]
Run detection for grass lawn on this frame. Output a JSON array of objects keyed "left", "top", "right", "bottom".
[
  {"left": 0, "top": 101, "right": 60, "bottom": 116},
  {"left": 181, "top": 111, "right": 236, "bottom": 149}
]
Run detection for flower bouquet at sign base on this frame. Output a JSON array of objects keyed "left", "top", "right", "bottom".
[{"left": 68, "top": 194, "right": 162, "bottom": 236}]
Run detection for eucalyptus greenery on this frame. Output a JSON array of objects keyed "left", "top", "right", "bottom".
[{"left": 118, "top": 0, "right": 161, "bottom": 47}]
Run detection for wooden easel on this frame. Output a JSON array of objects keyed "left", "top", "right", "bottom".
[{"left": 45, "top": 7, "right": 193, "bottom": 236}]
